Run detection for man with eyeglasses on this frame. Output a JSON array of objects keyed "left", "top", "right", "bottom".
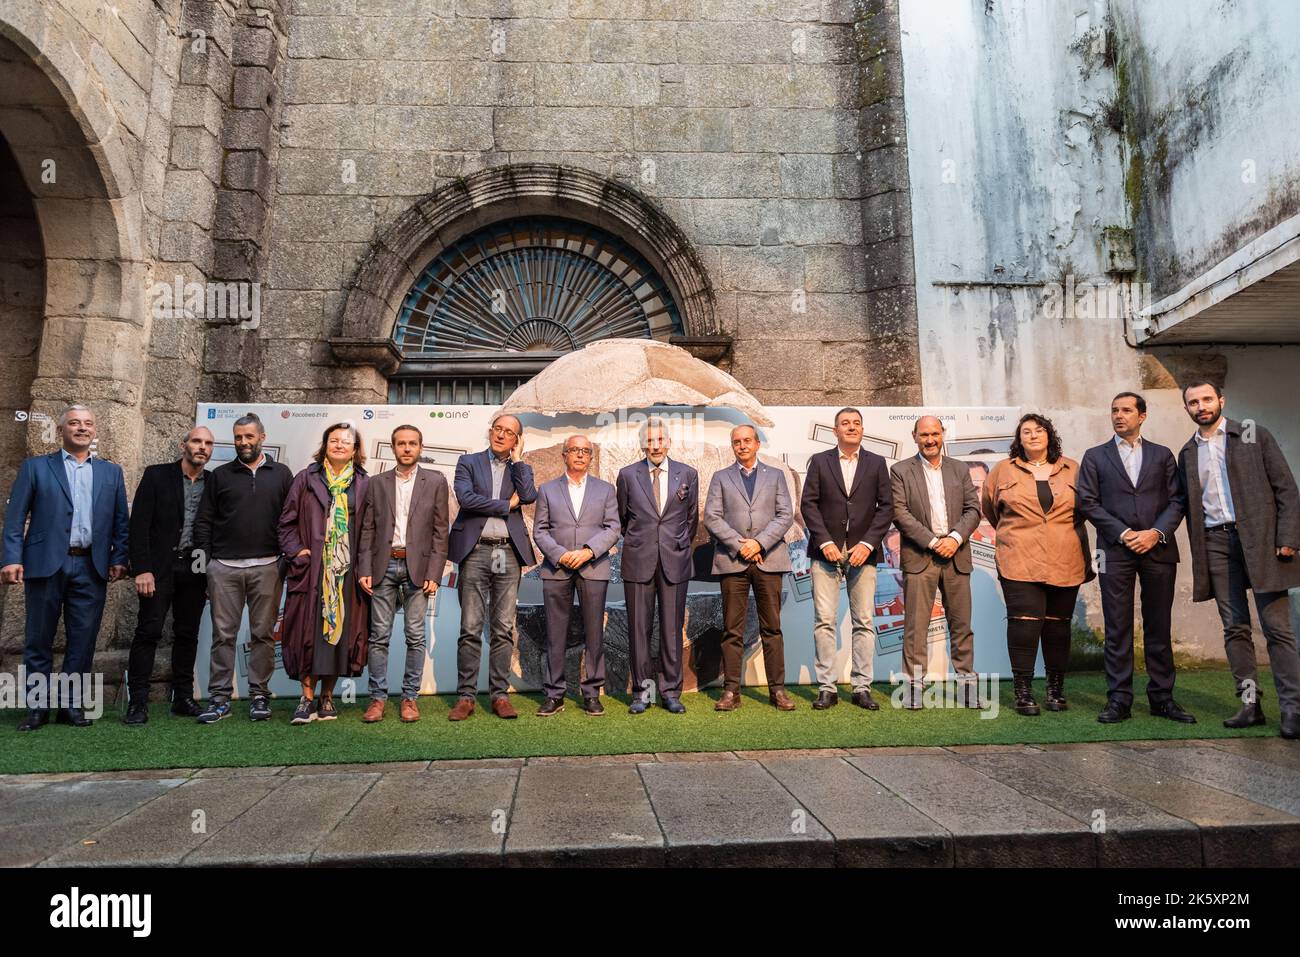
[
  {"left": 531, "top": 435, "right": 621, "bottom": 716},
  {"left": 446, "top": 413, "right": 537, "bottom": 721}
]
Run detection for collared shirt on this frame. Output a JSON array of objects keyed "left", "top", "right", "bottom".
[
  {"left": 838, "top": 448, "right": 859, "bottom": 492},
  {"left": 737, "top": 461, "right": 757, "bottom": 500},
  {"left": 62, "top": 450, "right": 94, "bottom": 548},
  {"left": 647, "top": 457, "right": 670, "bottom": 514},
  {"left": 567, "top": 473, "right": 588, "bottom": 518},
  {"left": 1195, "top": 418, "right": 1236, "bottom": 525},
  {"left": 178, "top": 470, "right": 206, "bottom": 551},
  {"left": 1114, "top": 433, "right": 1143, "bottom": 485},
  {"left": 919, "top": 453, "right": 962, "bottom": 546},
  {"left": 392, "top": 466, "right": 417, "bottom": 549},
  {"left": 480, "top": 452, "right": 511, "bottom": 540}
]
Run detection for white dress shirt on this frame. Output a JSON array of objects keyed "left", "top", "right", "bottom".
[
  {"left": 1194, "top": 417, "right": 1236, "bottom": 526},
  {"left": 918, "top": 453, "right": 963, "bottom": 549},
  {"left": 567, "top": 473, "right": 587, "bottom": 517},
  {"left": 392, "top": 466, "right": 416, "bottom": 549},
  {"left": 646, "top": 457, "right": 670, "bottom": 514},
  {"left": 1115, "top": 433, "right": 1143, "bottom": 485}
]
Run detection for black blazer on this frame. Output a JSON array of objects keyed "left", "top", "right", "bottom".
[
  {"left": 1077, "top": 438, "right": 1184, "bottom": 564},
  {"left": 800, "top": 446, "right": 893, "bottom": 554},
  {"left": 129, "top": 460, "right": 198, "bottom": 578}
]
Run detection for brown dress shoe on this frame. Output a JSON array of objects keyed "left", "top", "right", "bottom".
[
  {"left": 448, "top": 697, "right": 475, "bottom": 721},
  {"left": 400, "top": 699, "right": 420, "bottom": 723},
  {"left": 491, "top": 696, "right": 518, "bottom": 719},
  {"left": 362, "top": 699, "right": 386, "bottom": 723},
  {"left": 715, "top": 690, "right": 741, "bottom": 711},
  {"left": 769, "top": 688, "right": 796, "bottom": 711}
]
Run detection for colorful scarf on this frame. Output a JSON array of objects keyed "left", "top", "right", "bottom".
[{"left": 321, "top": 461, "right": 354, "bottom": 646}]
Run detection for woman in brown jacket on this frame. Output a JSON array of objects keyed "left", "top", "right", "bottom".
[
  {"left": 982, "top": 414, "right": 1094, "bottom": 715},
  {"left": 278, "top": 422, "right": 371, "bottom": 724}
]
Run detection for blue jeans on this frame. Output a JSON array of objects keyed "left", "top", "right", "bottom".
[
  {"left": 457, "top": 540, "right": 521, "bottom": 699},
  {"left": 368, "top": 558, "right": 429, "bottom": 701}
]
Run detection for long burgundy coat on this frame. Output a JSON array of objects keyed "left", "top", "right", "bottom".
[{"left": 277, "top": 462, "right": 371, "bottom": 680}]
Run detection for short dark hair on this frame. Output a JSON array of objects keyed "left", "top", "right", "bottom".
[
  {"left": 1111, "top": 391, "right": 1147, "bottom": 414},
  {"left": 1009, "top": 413, "right": 1064, "bottom": 464},
  {"left": 833, "top": 407, "right": 862, "bottom": 426},
  {"left": 391, "top": 424, "right": 423, "bottom": 446},
  {"left": 312, "top": 422, "right": 366, "bottom": 469},
  {"left": 234, "top": 413, "right": 264, "bottom": 433},
  {"left": 1181, "top": 379, "right": 1223, "bottom": 401}
]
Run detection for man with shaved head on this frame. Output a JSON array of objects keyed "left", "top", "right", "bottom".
[
  {"left": 123, "top": 426, "right": 216, "bottom": 724},
  {"left": 889, "top": 415, "right": 982, "bottom": 709}
]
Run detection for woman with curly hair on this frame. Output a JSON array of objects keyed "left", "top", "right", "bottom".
[{"left": 981, "top": 414, "right": 1095, "bottom": 715}]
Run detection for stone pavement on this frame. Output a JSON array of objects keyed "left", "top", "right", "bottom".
[{"left": 3, "top": 738, "right": 1298, "bottom": 868}]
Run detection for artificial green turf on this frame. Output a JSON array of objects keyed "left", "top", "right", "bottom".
[{"left": 1, "top": 669, "right": 1280, "bottom": 775}]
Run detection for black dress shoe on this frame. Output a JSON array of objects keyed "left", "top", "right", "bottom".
[
  {"left": 812, "top": 690, "right": 838, "bottom": 710},
  {"left": 583, "top": 696, "right": 604, "bottom": 716},
  {"left": 1150, "top": 699, "right": 1196, "bottom": 724},
  {"left": 851, "top": 689, "right": 879, "bottom": 711},
  {"left": 123, "top": 702, "right": 149, "bottom": 726},
  {"left": 1096, "top": 699, "right": 1131, "bottom": 724},
  {"left": 58, "top": 707, "right": 93, "bottom": 727},
  {"left": 16, "top": 708, "right": 49, "bottom": 732},
  {"left": 536, "top": 696, "right": 564, "bottom": 717},
  {"left": 171, "top": 695, "right": 202, "bottom": 718},
  {"left": 1223, "top": 700, "right": 1265, "bottom": 729},
  {"left": 1281, "top": 712, "right": 1300, "bottom": 740}
]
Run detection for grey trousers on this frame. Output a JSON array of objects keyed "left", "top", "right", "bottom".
[
  {"left": 206, "top": 560, "right": 282, "bottom": 701},
  {"left": 368, "top": 557, "right": 429, "bottom": 701},
  {"left": 1207, "top": 526, "right": 1300, "bottom": 712},
  {"left": 901, "top": 558, "right": 974, "bottom": 685},
  {"left": 810, "top": 557, "right": 877, "bottom": 693}
]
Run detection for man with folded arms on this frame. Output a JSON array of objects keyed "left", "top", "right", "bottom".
[
  {"left": 704, "top": 424, "right": 796, "bottom": 712},
  {"left": 358, "top": 425, "right": 449, "bottom": 724}
]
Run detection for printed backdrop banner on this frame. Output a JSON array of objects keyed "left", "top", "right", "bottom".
[{"left": 192, "top": 403, "right": 1024, "bottom": 699}]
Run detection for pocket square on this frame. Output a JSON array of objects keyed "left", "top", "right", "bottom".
[{"left": 676, "top": 484, "right": 689, "bottom": 501}]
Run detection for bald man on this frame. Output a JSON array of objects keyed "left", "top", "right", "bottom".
[{"left": 889, "top": 416, "right": 982, "bottom": 708}]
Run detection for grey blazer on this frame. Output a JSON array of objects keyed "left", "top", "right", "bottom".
[
  {"left": 889, "top": 455, "right": 982, "bottom": 574},
  {"left": 703, "top": 461, "right": 794, "bottom": 574},
  {"left": 532, "top": 475, "right": 622, "bottom": 581},
  {"left": 1177, "top": 418, "right": 1300, "bottom": 601}
]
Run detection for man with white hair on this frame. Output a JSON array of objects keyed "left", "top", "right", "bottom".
[{"left": 2, "top": 404, "right": 130, "bottom": 730}]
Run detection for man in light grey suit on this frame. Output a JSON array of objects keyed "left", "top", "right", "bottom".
[
  {"left": 704, "top": 424, "right": 796, "bottom": 711},
  {"left": 532, "top": 434, "right": 622, "bottom": 717},
  {"left": 889, "top": 416, "right": 983, "bottom": 709}
]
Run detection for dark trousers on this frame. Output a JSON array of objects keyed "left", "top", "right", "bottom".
[
  {"left": 718, "top": 565, "right": 785, "bottom": 693},
  {"left": 541, "top": 575, "right": 608, "bottom": 698},
  {"left": 1206, "top": 526, "right": 1300, "bottom": 711},
  {"left": 1098, "top": 548, "right": 1176, "bottom": 706},
  {"left": 127, "top": 560, "right": 208, "bottom": 701},
  {"left": 456, "top": 540, "right": 521, "bottom": 699},
  {"left": 625, "top": 563, "right": 688, "bottom": 700},
  {"left": 1000, "top": 577, "right": 1079, "bottom": 675},
  {"left": 22, "top": 554, "right": 107, "bottom": 709}
]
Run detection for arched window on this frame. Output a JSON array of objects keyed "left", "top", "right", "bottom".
[{"left": 389, "top": 216, "right": 684, "bottom": 404}]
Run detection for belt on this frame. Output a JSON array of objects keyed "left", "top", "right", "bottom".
[
  {"left": 390, "top": 548, "right": 407, "bottom": 559},
  {"left": 67, "top": 546, "right": 90, "bottom": 556},
  {"left": 479, "top": 537, "right": 511, "bottom": 546},
  {"left": 1206, "top": 522, "right": 1237, "bottom": 532}
]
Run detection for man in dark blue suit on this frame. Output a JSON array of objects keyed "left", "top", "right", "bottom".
[
  {"left": 446, "top": 413, "right": 536, "bottom": 721},
  {"left": 616, "top": 417, "right": 699, "bottom": 714},
  {"left": 2, "top": 405, "right": 129, "bottom": 730},
  {"left": 1078, "top": 392, "right": 1193, "bottom": 724}
]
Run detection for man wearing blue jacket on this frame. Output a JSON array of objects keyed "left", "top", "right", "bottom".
[{"left": 2, "top": 405, "right": 129, "bottom": 730}]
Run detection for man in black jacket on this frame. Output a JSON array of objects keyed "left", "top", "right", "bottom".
[
  {"left": 192, "top": 414, "right": 295, "bottom": 724},
  {"left": 123, "top": 427, "right": 215, "bottom": 724}
]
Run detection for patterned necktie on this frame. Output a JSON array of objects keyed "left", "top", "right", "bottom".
[{"left": 652, "top": 467, "right": 662, "bottom": 513}]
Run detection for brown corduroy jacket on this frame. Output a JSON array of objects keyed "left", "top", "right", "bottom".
[{"left": 981, "top": 456, "right": 1096, "bottom": 587}]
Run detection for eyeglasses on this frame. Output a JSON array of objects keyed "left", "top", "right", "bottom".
[
  {"left": 564, "top": 448, "right": 593, "bottom": 456},
  {"left": 489, "top": 426, "right": 519, "bottom": 438}
]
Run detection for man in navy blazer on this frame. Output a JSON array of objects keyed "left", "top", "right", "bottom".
[
  {"left": 2, "top": 405, "right": 129, "bottom": 730},
  {"left": 446, "top": 413, "right": 537, "bottom": 721},
  {"left": 1078, "top": 392, "right": 1193, "bottom": 725},
  {"left": 799, "top": 407, "right": 893, "bottom": 711},
  {"left": 616, "top": 417, "right": 699, "bottom": 713},
  {"left": 532, "top": 434, "right": 622, "bottom": 717}
]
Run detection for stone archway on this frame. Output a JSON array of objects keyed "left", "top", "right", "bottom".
[{"left": 329, "top": 164, "right": 726, "bottom": 394}]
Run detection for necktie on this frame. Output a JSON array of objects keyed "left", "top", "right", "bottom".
[{"left": 652, "top": 467, "right": 662, "bottom": 513}]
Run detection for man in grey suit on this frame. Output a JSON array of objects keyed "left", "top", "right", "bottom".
[
  {"left": 889, "top": 416, "right": 982, "bottom": 709},
  {"left": 704, "top": 424, "right": 796, "bottom": 711},
  {"left": 357, "top": 424, "right": 449, "bottom": 724},
  {"left": 532, "top": 434, "right": 622, "bottom": 717},
  {"left": 1178, "top": 381, "right": 1300, "bottom": 739}
]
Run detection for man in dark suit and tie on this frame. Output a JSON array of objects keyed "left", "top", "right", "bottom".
[
  {"left": 358, "top": 424, "right": 450, "bottom": 724},
  {"left": 532, "top": 433, "right": 622, "bottom": 717},
  {"left": 2, "top": 405, "right": 129, "bottom": 730},
  {"left": 123, "top": 426, "right": 215, "bottom": 724},
  {"left": 446, "top": 413, "right": 536, "bottom": 721},
  {"left": 800, "top": 407, "right": 893, "bottom": 711},
  {"left": 616, "top": 417, "right": 699, "bottom": 714},
  {"left": 704, "top": 424, "right": 796, "bottom": 711},
  {"left": 1078, "top": 392, "right": 1192, "bottom": 725},
  {"left": 889, "top": 416, "right": 982, "bottom": 709}
]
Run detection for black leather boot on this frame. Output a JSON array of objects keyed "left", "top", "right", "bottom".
[
  {"left": 1013, "top": 674, "right": 1040, "bottom": 716},
  {"left": 1044, "top": 670, "right": 1068, "bottom": 711}
]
